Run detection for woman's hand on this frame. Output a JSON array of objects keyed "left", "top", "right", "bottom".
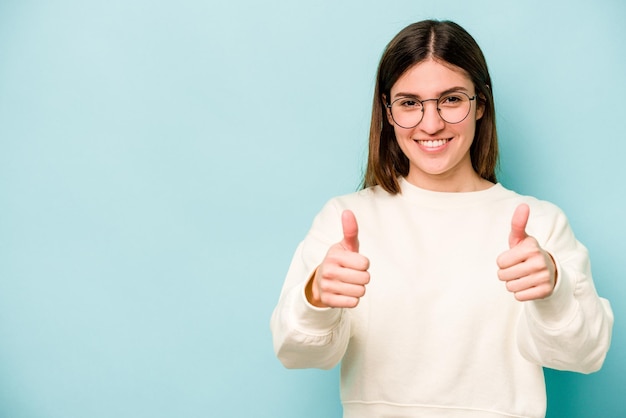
[
  {"left": 306, "top": 210, "right": 371, "bottom": 308},
  {"left": 497, "top": 204, "right": 557, "bottom": 301}
]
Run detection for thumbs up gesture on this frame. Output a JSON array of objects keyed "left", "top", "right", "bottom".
[
  {"left": 306, "top": 210, "right": 371, "bottom": 308},
  {"left": 496, "top": 204, "right": 557, "bottom": 301}
]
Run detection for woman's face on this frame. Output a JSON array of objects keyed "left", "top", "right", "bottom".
[{"left": 386, "top": 59, "right": 485, "bottom": 191}]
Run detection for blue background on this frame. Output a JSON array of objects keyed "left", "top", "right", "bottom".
[{"left": 0, "top": 0, "right": 624, "bottom": 417}]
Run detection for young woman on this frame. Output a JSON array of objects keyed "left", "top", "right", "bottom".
[{"left": 271, "top": 20, "right": 613, "bottom": 418}]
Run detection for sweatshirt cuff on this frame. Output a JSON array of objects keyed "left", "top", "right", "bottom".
[
  {"left": 291, "top": 282, "right": 344, "bottom": 333},
  {"left": 525, "top": 258, "right": 578, "bottom": 329}
]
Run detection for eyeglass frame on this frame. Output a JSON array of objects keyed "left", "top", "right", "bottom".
[{"left": 385, "top": 91, "right": 478, "bottom": 128}]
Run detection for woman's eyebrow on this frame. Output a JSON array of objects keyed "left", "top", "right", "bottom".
[{"left": 392, "top": 86, "right": 470, "bottom": 99}]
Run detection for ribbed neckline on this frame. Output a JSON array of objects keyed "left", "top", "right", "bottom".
[{"left": 398, "top": 177, "right": 510, "bottom": 208}]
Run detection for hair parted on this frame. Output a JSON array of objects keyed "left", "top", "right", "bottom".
[{"left": 363, "top": 20, "right": 499, "bottom": 194}]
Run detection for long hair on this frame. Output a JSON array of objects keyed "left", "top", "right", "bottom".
[{"left": 363, "top": 20, "right": 498, "bottom": 194}]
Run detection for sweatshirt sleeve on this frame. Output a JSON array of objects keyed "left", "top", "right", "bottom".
[
  {"left": 270, "top": 200, "right": 352, "bottom": 370},
  {"left": 516, "top": 205, "right": 614, "bottom": 373}
]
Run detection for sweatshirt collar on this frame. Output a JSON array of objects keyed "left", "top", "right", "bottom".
[{"left": 398, "top": 177, "right": 508, "bottom": 208}]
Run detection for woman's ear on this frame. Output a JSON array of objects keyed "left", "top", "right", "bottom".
[
  {"left": 382, "top": 94, "right": 394, "bottom": 125},
  {"left": 475, "top": 96, "right": 485, "bottom": 121},
  {"left": 475, "top": 85, "right": 490, "bottom": 120}
]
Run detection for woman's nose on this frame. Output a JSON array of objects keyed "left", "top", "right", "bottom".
[{"left": 418, "top": 101, "right": 445, "bottom": 133}]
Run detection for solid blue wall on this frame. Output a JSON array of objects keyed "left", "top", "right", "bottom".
[{"left": 0, "top": 1, "right": 623, "bottom": 417}]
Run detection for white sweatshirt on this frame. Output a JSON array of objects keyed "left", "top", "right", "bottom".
[{"left": 271, "top": 178, "right": 613, "bottom": 418}]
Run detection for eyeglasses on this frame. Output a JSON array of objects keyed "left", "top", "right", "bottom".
[{"left": 386, "top": 92, "right": 477, "bottom": 128}]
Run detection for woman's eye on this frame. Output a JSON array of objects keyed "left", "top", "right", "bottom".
[
  {"left": 440, "top": 95, "right": 463, "bottom": 105},
  {"left": 401, "top": 100, "right": 420, "bottom": 108}
]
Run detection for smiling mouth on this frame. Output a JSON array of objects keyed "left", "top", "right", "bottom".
[{"left": 415, "top": 138, "right": 451, "bottom": 148}]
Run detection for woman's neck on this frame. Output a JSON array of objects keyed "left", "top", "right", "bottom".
[{"left": 404, "top": 170, "right": 494, "bottom": 192}]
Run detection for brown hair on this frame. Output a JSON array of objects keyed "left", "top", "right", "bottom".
[{"left": 363, "top": 20, "right": 498, "bottom": 194}]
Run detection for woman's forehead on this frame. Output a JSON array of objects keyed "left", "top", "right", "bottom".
[{"left": 391, "top": 59, "right": 473, "bottom": 97}]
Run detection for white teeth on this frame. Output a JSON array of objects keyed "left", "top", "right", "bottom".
[{"left": 418, "top": 139, "right": 448, "bottom": 147}]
